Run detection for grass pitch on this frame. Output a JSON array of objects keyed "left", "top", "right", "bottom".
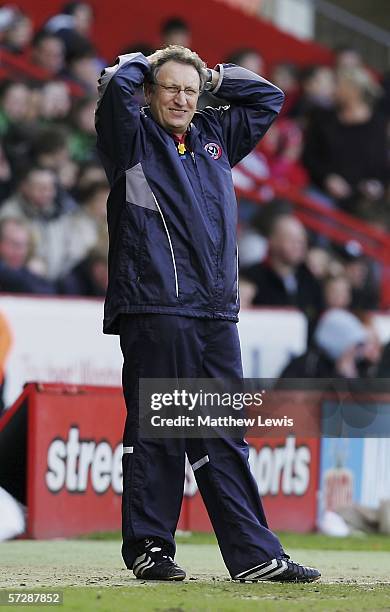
[{"left": 1, "top": 533, "right": 390, "bottom": 611}]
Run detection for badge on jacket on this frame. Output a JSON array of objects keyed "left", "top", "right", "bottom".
[{"left": 204, "top": 142, "right": 222, "bottom": 160}]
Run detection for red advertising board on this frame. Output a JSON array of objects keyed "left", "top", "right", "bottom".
[
  {"left": 26, "top": 384, "right": 125, "bottom": 538},
  {"left": 184, "top": 437, "right": 320, "bottom": 533},
  {"left": 0, "top": 384, "right": 320, "bottom": 538},
  {"left": 0, "top": 383, "right": 126, "bottom": 538}
]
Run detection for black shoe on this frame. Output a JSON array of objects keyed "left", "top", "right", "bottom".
[
  {"left": 234, "top": 555, "right": 321, "bottom": 583},
  {"left": 132, "top": 538, "right": 186, "bottom": 581}
]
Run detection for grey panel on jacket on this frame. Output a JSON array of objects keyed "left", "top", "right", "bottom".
[{"left": 125, "top": 163, "right": 158, "bottom": 211}]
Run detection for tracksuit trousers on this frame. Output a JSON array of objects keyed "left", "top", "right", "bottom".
[{"left": 119, "top": 314, "right": 284, "bottom": 577}]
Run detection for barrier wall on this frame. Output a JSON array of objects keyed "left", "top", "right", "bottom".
[
  {"left": 0, "top": 383, "right": 320, "bottom": 538},
  {"left": 1, "top": 297, "right": 390, "bottom": 538},
  {"left": 2, "top": 295, "right": 390, "bottom": 409},
  {"left": 0, "top": 296, "right": 307, "bottom": 408},
  {"left": 0, "top": 384, "right": 124, "bottom": 538}
]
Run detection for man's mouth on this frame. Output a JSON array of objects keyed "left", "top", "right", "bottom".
[{"left": 169, "top": 109, "right": 187, "bottom": 114}]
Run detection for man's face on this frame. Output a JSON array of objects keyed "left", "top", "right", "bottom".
[
  {"left": 269, "top": 217, "right": 307, "bottom": 267},
  {"left": 239, "top": 52, "right": 264, "bottom": 76},
  {"left": 0, "top": 221, "right": 30, "bottom": 269},
  {"left": 21, "top": 170, "right": 56, "bottom": 210},
  {"left": 34, "top": 38, "right": 64, "bottom": 74},
  {"left": 145, "top": 61, "right": 200, "bottom": 136}
]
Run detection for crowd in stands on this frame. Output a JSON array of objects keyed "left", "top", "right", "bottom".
[
  {"left": 0, "top": 2, "right": 106, "bottom": 295},
  {"left": 0, "top": 3, "right": 389, "bottom": 374}
]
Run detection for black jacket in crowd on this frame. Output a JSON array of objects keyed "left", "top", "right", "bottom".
[{"left": 242, "top": 261, "right": 323, "bottom": 330}]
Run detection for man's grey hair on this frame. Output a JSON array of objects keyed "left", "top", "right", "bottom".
[{"left": 145, "top": 45, "right": 207, "bottom": 91}]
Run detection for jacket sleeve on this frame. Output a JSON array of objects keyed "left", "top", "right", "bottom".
[
  {"left": 95, "top": 53, "right": 150, "bottom": 181},
  {"left": 206, "top": 64, "right": 285, "bottom": 167}
]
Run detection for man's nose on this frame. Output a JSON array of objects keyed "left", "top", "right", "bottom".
[{"left": 174, "top": 89, "right": 187, "bottom": 104}]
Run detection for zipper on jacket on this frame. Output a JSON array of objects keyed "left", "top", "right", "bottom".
[{"left": 151, "top": 192, "right": 179, "bottom": 299}]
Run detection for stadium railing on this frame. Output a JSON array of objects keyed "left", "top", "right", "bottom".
[{"left": 235, "top": 168, "right": 390, "bottom": 308}]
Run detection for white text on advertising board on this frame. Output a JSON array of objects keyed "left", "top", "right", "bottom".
[{"left": 46, "top": 427, "right": 122, "bottom": 495}]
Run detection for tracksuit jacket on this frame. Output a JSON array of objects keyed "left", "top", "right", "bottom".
[{"left": 95, "top": 53, "right": 284, "bottom": 334}]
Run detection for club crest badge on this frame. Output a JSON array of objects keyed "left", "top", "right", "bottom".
[{"left": 204, "top": 142, "right": 222, "bottom": 160}]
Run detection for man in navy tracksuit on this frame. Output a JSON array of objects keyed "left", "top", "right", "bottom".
[{"left": 95, "top": 45, "right": 320, "bottom": 583}]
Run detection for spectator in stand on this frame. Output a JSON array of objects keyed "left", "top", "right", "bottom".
[
  {"left": 31, "top": 126, "right": 70, "bottom": 173},
  {"left": 160, "top": 17, "right": 191, "bottom": 48},
  {"left": 0, "top": 7, "right": 33, "bottom": 55},
  {"left": 0, "top": 217, "right": 55, "bottom": 293},
  {"left": 290, "top": 65, "right": 335, "bottom": 125},
  {"left": 306, "top": 245, "right": 332, "bottom": 280},
  {"left": 323, "top": 274, "right": 352, "bottom": 310},
  {"left": 307, "top": 244, "right": 351, "bottom": 286},
  {"left": 270, "top": 62, "right": 300, "bottom": 117},
  {"left": 334, "top": 45, "right": 363, "bottom": 71},
  {"left": 335, "top": 241, "right": 380, "bottom": 311},
  {"left": 45, "top": 2, "right": 94, "bottom": 38},
  {"left": 0, "top": 81, "right": 32, "bottom": 137},
  {"left": 30, "top": 126, "right": 77, "bottom": 213},
  {"left": 58, "top": 158, "right": 79, "bottom": 195},
  {"left": 232, "top": 122, "right": 307, "bottom": 222},
  {"left": 38, "top": 81, "right": 72, "bottom": 123},
  {"left": 303, "top": 67, "right": 388, "bottom": 213},
  {"left": 74, "top": 160, "right": 107, "bottom": 197},
  {"left": 59, "top": 245, "right": 108, "bottom": 296},
  {"left": 66, "top": 180, "right": 108, "bottom": 269},
  {"left": 44, "top": 2, "right": 95, "bottom": 67},
  {"left": 258, "top": 118, "right": 309, "bottom": 190},
  {"left": 68, "top": 97, "right": 98, "bottom": 162},
  {"left": 2, "top": 126, "right": 36, "bottom": 180},
  {"left": 31, "top": 31, "right": 65, "bottom": 76},
  {"left": 231, "top": 54, "right": 306, "bottom": 218},
  {"left": 241, "top": 214, "right": 323, "bottom": 331},
  {"left": 226, "top": 47, "right": 265, "bottom": 76},
  {"left": 212, "top": 49, "right": 265, "bottom": 114},
  {"left": 65, "top": 41, "right": 100, "bottom": 94},
  {"left": 45, "top": 1, "right": 105, "bottom": 87},
  {"left": 238, "top": 199, "right": 291, "bottom": 267},
  {"left": 280, "top": 308, "right": 379, "bottom": 378},
  {"left": 0, "top": 166, "right": 74, "bottom": 280}
]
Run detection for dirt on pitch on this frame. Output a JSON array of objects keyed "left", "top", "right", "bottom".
[
  {"left": 1, "top": 540, "right": 390, "bottom": 587},
  {"left": 1, "top": 541, "right": 390, "bottom": 611}
]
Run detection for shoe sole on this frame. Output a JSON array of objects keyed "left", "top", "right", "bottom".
[
  {"left": 135, "top": 574, "right": 186, "bottom": 581},
  {"left": 236, "top": 574, "right": 321, "bottom": 583}
]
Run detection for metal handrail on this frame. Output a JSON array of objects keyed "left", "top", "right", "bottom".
[
  {"left": 313, "top": 0, "right": 390, "bottom": 49},
  {"left": 235, "top": 168, "right": 390, "bottom": 266}
]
